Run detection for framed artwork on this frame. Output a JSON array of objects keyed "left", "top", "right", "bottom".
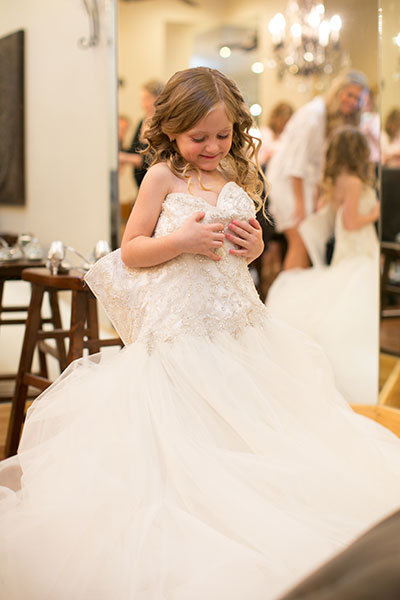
[{"left": 0, "top": 29, "right": 25, "bottom": 206}]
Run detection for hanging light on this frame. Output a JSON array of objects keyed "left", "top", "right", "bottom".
[{"left": 268, "top": 0, "right": 345, "bottom": 79}]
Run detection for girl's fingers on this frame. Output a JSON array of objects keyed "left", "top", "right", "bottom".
[
  {"left": 213, "top": 233, "right": 225, "bottom": 242},
  {"left": 226, "top": 232, "right": 249, "bottom": 247},
  {"left": 229, "top": 248, "right": 248, "bottom": 256},
  {"left": 229, "top": 220, "right": 254, "bottom": 235},
  {"left": 249, "top": 218, "right": 262, "bottom": 230},
  {"left": 209, "top": 223, "right": 225, "bottom": 232},
  {"left": 206, "top": 251, "right": 221, "bottom": 261},
  {"left": 212, "top": 240, "right": 223, "bottom": 247}
]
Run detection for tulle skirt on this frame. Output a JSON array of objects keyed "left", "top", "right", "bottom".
[
  {"left": 0, "top": 317, "right": 399, "bottom": 600},
  {"left": 266, "top": 256, "right": 379, "bottom": 405}
]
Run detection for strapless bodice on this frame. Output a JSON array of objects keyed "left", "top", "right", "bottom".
[
  {"left": 85, "top": 182, "right": 266, "bottom": 347},
  {"left": 332, "top": 185, "right": 378, "bottom": 265}
]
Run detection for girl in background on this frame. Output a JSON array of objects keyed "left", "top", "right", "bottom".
[{"left": 267, "top": 127, "right": 380, "bottom": 405}]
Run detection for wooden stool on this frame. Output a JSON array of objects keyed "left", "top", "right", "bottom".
[
  {"left": 5, "top": 267, "right": 122, "bottom": 457},
  {"left": 0, "top": 258, "right": 46, "bottom": 399}
]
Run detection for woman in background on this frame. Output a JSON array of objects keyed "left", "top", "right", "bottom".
[
  {"left": 267, "top": 127, "right": 379, "bottom": 405},
  {"left": 267, "top": 70, "right": 368, "bottom": 270},
  {"left": 119, "top": 79, "right": 164, "bottom": 188},
  {"left": 259, "top": 102, "right": 294, "bottom": 170}
]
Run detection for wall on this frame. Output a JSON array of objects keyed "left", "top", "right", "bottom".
[
  {"left": 381, "top": 0, "right": 400, "bottom": 120},
  {"left": 0, "top": 0, "right": 115, "bottom": 255}
]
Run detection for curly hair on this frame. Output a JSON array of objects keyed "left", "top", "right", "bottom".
[
  {"left": 322, "top": 126, "right": 373, "bottom": 204},
  {"left": 142, "top": 67, "right": 266, "bottom": 211}
]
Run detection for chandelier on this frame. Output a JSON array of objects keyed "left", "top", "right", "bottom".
[{"left": 268, "top": 0, "right": 344, "bottom": 79}]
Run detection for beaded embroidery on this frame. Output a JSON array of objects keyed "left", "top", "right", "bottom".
[{"left": 85, "top": 182, "right": 267, "bottom": 348}]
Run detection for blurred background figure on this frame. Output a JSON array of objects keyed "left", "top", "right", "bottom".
[
  {"left": 119, "top": 79, "right": 164, "bottom": 189},
  {"left": 259, "top": 102, "right": 294, "bottom": 171},
  {"left": 254, "top": 102, "right": 294, "bottom": 301},
  {"left": 382, "top": 108, "right": 400, "bottom": 167},
  {"left": 118, "top": 114, "right": 131, "bottom": 150},
  {"left": 266, "top": 70, "right": 368, "bottom": 271}
]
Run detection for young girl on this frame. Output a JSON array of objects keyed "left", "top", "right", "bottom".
[
  {"left": 0, "top": 69, "right": 399, "bottom": 600},
  {"left": 267, "top": 127, "right": 380, "bottom": 405}
]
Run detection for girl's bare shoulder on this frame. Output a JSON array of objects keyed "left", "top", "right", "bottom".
[
  {"left": 144, "top": 162, "right": 182, "bottom": 194},
  {"left": 335, "top": 172, "right": 362, "bottom": 193}
]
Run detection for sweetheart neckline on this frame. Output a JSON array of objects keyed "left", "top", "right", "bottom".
[{"left": 164, "top": 181, "right": 237, "bottom": 209}]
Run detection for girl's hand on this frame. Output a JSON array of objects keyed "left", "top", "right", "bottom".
[
  {"left": 226, "top": 218, "right": 264, "bottom": 264},
  {"left": 176, "top": 212, "right": 225, "bottom": 261}
]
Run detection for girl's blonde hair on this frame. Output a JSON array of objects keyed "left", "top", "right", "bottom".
[
  {"left": 384, "top": 108, "right": 400, "bottom": 141},
  {"left": 322, "top": 126, "right": 372, "bottom": 204},
  {"left": 324, "top": 70, "right": 368, "bottom": 136},
  {"left": 143, "top": 67, "right": 265, "bottom": 211}
]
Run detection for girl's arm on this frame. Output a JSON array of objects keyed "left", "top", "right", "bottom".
[
  {"left": 121, "top": 164, "right": 225, "bottom": 268},
  {"left": 119, "top": 151, "right": 143, "bottom": 168},
  {"left": 340, "top": 175, "right": 380, "bottom": 231}
]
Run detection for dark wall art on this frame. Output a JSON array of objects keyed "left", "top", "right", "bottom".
[{"left": 0, "top": 29, "right": 25, "bottom": 206}]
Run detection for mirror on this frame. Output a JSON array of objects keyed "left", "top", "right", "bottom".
[
  {"left": 0, "top": 0, "right": 118, "bottom": 407},
  {"left": 118, "top": 0, "right": 380, "bottom": 405},
  {"left": 379, "top": 0, "right": 400, "bottom": 407},
  {"left": 0, "top": 0, "right": 118, "bottom": 257}
]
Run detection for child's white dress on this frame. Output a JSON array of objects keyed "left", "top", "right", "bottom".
[
  {"left": 267, "top": 185, "right": 379, "bottom": 405},
  {"left": 0, "top": 182, "right": 399, "bottom": 600}
]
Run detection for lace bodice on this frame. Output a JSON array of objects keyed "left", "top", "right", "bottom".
[
  {"left": 85, "top": 182, "right": 266, "bottom": 347},
  {"left": 331, "top": 184, "right": 379, "bottom": 265}
]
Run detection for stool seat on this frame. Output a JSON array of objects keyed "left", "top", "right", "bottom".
[
  {"left": 5, "top": 266, "right": 122, "bottom": 457},
  {"left": 22, "top": 267, "right": 89, "bottom": 291}
]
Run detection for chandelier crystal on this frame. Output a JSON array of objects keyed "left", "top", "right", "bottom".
[{"left": 268, "top": 0, "right": 344, "bottom": 79}]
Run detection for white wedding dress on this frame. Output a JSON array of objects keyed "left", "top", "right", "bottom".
[
  {"left": 0, "top": 182, "right": 399, "bottom": 600},
  {"left": 267, "top": 185, "right": 379, "bottom": 405}
]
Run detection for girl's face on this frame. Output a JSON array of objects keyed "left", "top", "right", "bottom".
[
  {"left": 173, "top": 103, "right": 233, "bottom": 172},
  {"left": 338, "top": 84, "right": 364, "bottom": 116}
]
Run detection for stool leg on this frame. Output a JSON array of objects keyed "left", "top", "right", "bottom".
[
  {"left": 87, "top": 296, "right": 101, "bottom": 354},
  {"left": 37, "top": 331, "right": 49, "bottom": 379},
  {"left": 5, "top": 283, "right": 44, "bottom": 457},
  {"left": 67, "top": 290, "right": 87, "bottom": 363},
  {"left": 48, "top": 290, "right": 68, "bottom": 371}
]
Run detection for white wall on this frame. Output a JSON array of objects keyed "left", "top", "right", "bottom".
[
  {"left": 381, "top": 0, "right": 400, "bottom": 120},
  {"left": 0, "top": 0, "right": 116, "bottom": 255}
]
